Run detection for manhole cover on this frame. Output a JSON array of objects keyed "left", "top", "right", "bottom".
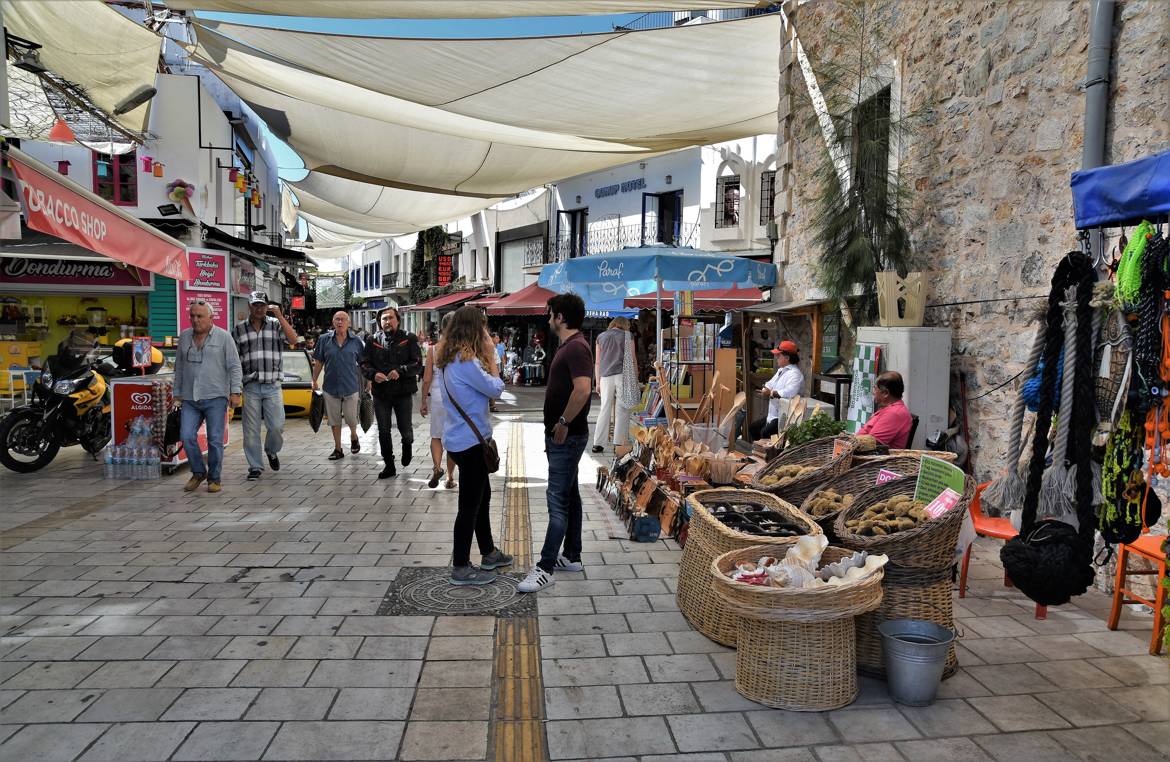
[{"left": 377, "top": 567, "right": 537, "bottom": 617}]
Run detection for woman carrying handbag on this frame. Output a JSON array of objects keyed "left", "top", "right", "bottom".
[{"left": 436, "top": 306, "right": 511, "bottom": 586}]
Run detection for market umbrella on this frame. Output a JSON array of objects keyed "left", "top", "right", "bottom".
[{"left": 538, "top": 244, "right": 778, "bottom": 360}]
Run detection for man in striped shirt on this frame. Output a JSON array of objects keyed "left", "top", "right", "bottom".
[{"left": 233, "top": 291, "right": 298, "bottom": 480}]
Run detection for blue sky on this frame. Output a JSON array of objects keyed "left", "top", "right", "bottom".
[{"left": 200, "top": 11, "right": 645, "bottom": 186}]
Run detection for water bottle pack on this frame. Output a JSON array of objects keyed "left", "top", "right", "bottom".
[{"left": 103, "top": 414, "right": 160, "bottom": 480}]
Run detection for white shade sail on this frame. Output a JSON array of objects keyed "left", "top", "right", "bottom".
[
  {"left": 186, "top": 15, "right": 781, "bottom": 196},
  {"left": 3, "top": 1, "right": 161, "bottom": 135},
  {"left": 167, "top": 0, "right": 763, "bottom": 19}
]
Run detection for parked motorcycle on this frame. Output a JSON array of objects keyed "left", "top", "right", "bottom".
[{"left": 0, "top": 333, "right": 162, "bottom": 473}]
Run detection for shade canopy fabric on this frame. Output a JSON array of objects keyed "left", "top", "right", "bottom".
[
  {"left": 4, "top": 146, "right": 189, "bottom": 280},
  {"left": 405, "top": 288, "right": 487, "bottom": 312},
  {"left": 538, "top": 246, "right": 777, "bottom": 307},
  {"left": 1071, "top": 149, "right": 1170, "bottom": 229},
  {"left": 168, "top": 1, "right": 763, "bottom": 18},
  {"left": 186, "top": 15, "right": 781, "bottom": 197},
  {"left": 467, "top": 293, "right": 506, "bottom": 309},
  {"left": 3, "top": 1, "right": 161, "bottom": 135},
  {"left": 291, "top": 173, "right": 501, "bottom": 235},
  {"left": 624, "top": 287, "right": 763, "bottom": 311},
  {"left": 486, "top": 282, "right": 556, "bottom": 316}
]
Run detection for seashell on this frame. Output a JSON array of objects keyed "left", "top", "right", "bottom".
[
  {"left": 825, "top": 576, "right": 848, "bottom": 586},
  {"left": 736, "top": 562, "right": 757, "bottom": 573},
  {"left": 843, "top": 566, "right": 867, "bottom": 580},
  {"left": 819, "top": 550, "right": 868, "bottom": 581},
  {"left": 757, "top": 556, "right": 779, "bottom": 568},
  {"left": 785, "top": 534, "right": 829, "bottom": 570},
  {"left": 862, "top": 554, "right": 889, "bottom": 573},
  {"left": 771, "top": 563, "right": 817, "bottom": 588}
]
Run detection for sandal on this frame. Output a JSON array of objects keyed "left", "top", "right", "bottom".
[
  {"left": 428, "top": 468, "right": 442, "bottom": 489},
  {"left": 445, "top": 478, "right": 457, "bottom": 489}
]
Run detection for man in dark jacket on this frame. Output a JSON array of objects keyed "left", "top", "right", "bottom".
[{"left": 361, "top": 307, "right": 422, "bottom": 478}]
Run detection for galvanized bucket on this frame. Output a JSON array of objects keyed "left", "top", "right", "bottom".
[{"left": 878, "top": 618, "right": 955, "bottom": 706}]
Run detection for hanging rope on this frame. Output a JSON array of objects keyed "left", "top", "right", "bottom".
[
  {"left": 1038, "top": 287, "right": 1079, "bottom": 522},
  {"left": 1115, "top": 220, "right": 1155, "bottom": 308}
]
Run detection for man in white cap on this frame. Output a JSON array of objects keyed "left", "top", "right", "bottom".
[{"left": 233, "top": 291, "right": 298, "bottom": 480}]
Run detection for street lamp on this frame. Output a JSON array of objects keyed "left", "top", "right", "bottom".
[{"left": 766, "top": 220, "right": 779, "bottom": 259}]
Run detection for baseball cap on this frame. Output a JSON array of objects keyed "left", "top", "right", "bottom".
[
  {"left": 249, "top": 291, "right": 270, "bottom": 305},
  {"left": 772, "top": 340, "right": 799, "bottom": 355}
]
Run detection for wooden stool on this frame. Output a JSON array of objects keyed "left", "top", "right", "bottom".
[
  {"left": 1107, "top": 533, "right": 1167, "bottom": 655},
  {"left": 959, "top": 483, "right": 1047, "bottom": 620}
]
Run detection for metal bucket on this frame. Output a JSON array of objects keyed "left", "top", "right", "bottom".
[{"left": 878, "top": 619, "right": 955, "bottom": 706}]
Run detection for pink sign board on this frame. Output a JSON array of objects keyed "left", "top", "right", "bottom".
[
  {"left": 924, "top": 487, "right": 963, "bottom": 519},
  {"left": 177, "top": 248, "right": 230, "bottom": 333},
  {"left": 0, "top": 256, "right": 153, "bottom": 291}
]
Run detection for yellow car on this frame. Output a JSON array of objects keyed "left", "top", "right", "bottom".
[{"left": 278, "top": 349, "right": 315, "bottom": 418}]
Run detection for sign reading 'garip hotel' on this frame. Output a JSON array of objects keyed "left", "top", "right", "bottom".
[{"left": 0, "top": 256, "right": 152, "bottom": 290}]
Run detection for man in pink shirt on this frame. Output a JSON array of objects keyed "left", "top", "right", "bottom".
[{"left": 858, "top": 371, "right": 913, "bottom": 448}]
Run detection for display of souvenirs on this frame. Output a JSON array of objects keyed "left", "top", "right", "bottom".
[{"left": 724, "top": 534, "right": 889, "bottom": 588}]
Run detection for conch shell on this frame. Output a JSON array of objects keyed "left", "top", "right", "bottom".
[{"left": 767, "top": 561, "right": 818, "bottom": 588}]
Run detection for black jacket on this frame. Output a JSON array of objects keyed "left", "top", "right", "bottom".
[{"left": 361, "top": 329, "right": 421, "bottom": 399}]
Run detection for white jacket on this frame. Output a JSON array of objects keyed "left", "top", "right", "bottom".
[{"left": 765, "top": 364, "right": 804, "bottom": 422}]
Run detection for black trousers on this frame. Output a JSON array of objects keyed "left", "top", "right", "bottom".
[
  {"left": 748, "top": 417, "right": 780, "bottom": 442},
  {"left": 373, "top": 394, "right": 413, "bottom": 463},
  {"left": 448, "top": 444, "right": 496, "bottom": 567}
]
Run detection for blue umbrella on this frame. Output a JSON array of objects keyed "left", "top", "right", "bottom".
[{"left": 538, "top": 245, "right": 778, "bottom": 359}]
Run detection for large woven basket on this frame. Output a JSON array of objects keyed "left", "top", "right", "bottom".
[
  {"left": 832, "top": 477, "right": 974, "bottom": 678},
  {"left": 677, "top": 489, "right": 819, "bottom": 647},
  {"left": 799, "top": 456, "right": 923, "bottom": 538},
  {"left": 750, "top": 436, "right": 857, "bottom": 505},
  {"left": 853, "top": 449, "right": 958, "bottom": 464},
  {"left": 710, "top": 545, "right": 884, "bottom": 711}
]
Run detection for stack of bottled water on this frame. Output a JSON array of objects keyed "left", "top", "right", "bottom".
[{"left": 103, "top": 415, "right": 160, "bottom": 480}]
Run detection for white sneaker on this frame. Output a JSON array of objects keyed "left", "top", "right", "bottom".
[
  {"left": 554, "top": 555, "right": 584, "bottom": 572},
  {"left": 517, "top": 566, "right": 555, "bottom": 593}
]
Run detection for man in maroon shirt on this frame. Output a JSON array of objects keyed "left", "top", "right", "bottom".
[
  {"left": 519, "top": 293, "right": 593, "bottom": 593},
  {"left": 857, "top": 371, "right": 913, "bottom": 448}
]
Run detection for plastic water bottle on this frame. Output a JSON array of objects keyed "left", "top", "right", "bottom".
[
  {"left": 149, "top": 452, "right": 160, "bottom": 480},
  {"left": 111, "top": 446, "right": 122, "bottom": 480},
  {"left": 103, "top": 447, "right": 114, "bottom": 480}
]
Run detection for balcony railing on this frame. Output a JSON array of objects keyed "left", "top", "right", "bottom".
[
  {"left": 381, "top": 271, "right": 407, "bottom": 290},
  {"left": 520, "top": 238, "right": 549, "bottom": 269},
  {"left": 545, "top": 221, "right": 699, "bottom": 264}
]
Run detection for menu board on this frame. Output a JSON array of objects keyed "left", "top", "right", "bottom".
[{"left": 177, "top": 249, "right": 230, "bottom": 332}]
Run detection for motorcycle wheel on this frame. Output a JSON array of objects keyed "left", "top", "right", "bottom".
[{"left": 0, "top": 409, "right": 61, "bottom": 473}]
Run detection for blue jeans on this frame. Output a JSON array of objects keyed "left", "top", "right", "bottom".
[
  {"left": 242, "top": 382, "right": 284, "bottom": 471},
  {"left": 538, "top": 434, "right": 588, "bottom": 573},
  {"left": 181, "top": 397, "right": 228, "bottom": 482}
]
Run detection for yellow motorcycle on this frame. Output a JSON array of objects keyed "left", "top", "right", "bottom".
[{"left": 0, "top": 335, "right": 161, "bottom": 473}]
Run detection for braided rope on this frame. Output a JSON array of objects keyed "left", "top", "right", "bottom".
[{"left": 1038, "top": 288, "right": 1080, "bottom": 521}]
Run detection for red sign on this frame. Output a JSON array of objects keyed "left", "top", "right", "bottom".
[
  {"left": 437, "top": 254, "right": 453, "bottom": 287},
  {"left": 0, "top": 256, "right": 152, "bottom": 291},
  {"left": 111, "top": 382, "right": 157, "bottom": 444},
  {"left": 231, "top": 256, "right": 255, "bottom": 295},
  {"left": 290, "top": 296, "right": 305, "bottom": 310},
  {"left": 178, "top": 249, "right": 230, "bottom": 333},
  {"left": 186, "top": 251, "right": 227, "bottom": 290},
  {"left": 7, "top": 147, "right": 188, "bottom": 280}
]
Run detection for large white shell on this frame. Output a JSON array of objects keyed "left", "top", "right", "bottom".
[
  {"left": 819, "top": 550, "right": 868, "bottom": 581},
  {"left": 785, "top": 534, "right": 829, "bottom": 570},
  {"left": 769, "top": 562, "right": 818, "bottom": 588}
]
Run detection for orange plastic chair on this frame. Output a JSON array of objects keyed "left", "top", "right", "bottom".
[
  {"left": 960, "top": 483, "right": 1048, "bottom": 619},
  {"left": 1107, "top": 533, "right": 1167, "bottom": 655}
]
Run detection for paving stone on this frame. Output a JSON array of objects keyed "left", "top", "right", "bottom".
[
  {"left": 540, "top": 597, "right": 595, "bottom": 615},
  {"left": 337, "top": 615, "right": 433, "bottom": 636},
  {"left": 6, "top": 636, "right": 97, "bottom": 661},
  {"left": 935, "top": 670, "right": 994, "bottom": 699},
  {"left": 400, "top": 720, "right": 488, "bottom": 761},
  {"left": 546, "top": 686, "right": 624, "bottom": 719},
  {"left": 1, "top": 660, "right": 99, "bottom": 689},
  {"left": 965, "top": 664, "right": 1059, "bottom": 695},
  {"left": 230, "top": 659, "right": 318, "bottom": 687},
  {"left": 75, "top": 687, "right": 183, "bottom": 722},
  {"left": 1048, "top": 724, "right": 1168, "bottom": 762},
  {"left": 160, "top": 687, "right": 259, "bottom": 721},
  {"left": 1108, "top": 685, "right": 1170, "bottom": 722},
  {"left": 245, "top": 687, "right": 336, "bottom": 720},
  {"left": 729, "top": 750, "right": 817, "bottom": 762},
  {"left": 0, "top": 723, "right": 109, "bottom": 762},
  {"left": 626, "top": 612, "right": 693, "bottom": 632},
  {"left": 329, "top": 687, "right": 415, "bottom": 720},
  {"left": 541, "top": 634, "right": 607, "bottom": 658},
  {"left": 897, "top": 699, "right": 998, "bottom": 737},
  {"left": 540, "top": 614, "right": 631, "bottom": 635},
  {"left": 205, "top": 615, "right": 281, "bottom": 636},
  {"left": 665, "top": 631, "right": 734, "bottom": 655},
  {"left": 811, "top": 742, "right": 905, "bottom": 761},
  {"left": 173, "top": 721, "right": 279, "bottom": 761},
  {"left": 1, "top": 688, "right": 101, "bottom": 723},
  {"left": 77, "top": 661, "right": 174, "bottom": 689},
  {"left": 644, "top": 654, "right": 720, "bottom": 682},
  {"left": 156, "top": 659, "right": 247, "bottom": 688},
  {"left": 287, "top": 635, "right": 362, "bottom": 659},
  {"left": 546, "top": 717, "right": 677, "bottom": 760},
  {"left": 1124, "top": 720, "right": 1170, "bottom": 751},
  {"left": 426, "top": 635, "right": 493, "bottom": 660},
  {"left": 667, "top": 712, "right": 758, "bottom": 752},
  {"left": 146, "top": 635, "right": 231, "bottom": 660},
  {"left": 971, "top": 730, "right": 1071, "bottom": 761},
  {"left": 543, "top": 656, "right": 649, "bottom": 687},
  {"left": 78, "top": 721, "right": 196, "bottom": 761},
  {"left": 1015, "top": 634, "right": 1107, "bottom": 660},
  {"left": 894, "top": 736, "right": 992, "bottom": 761},
  {"left": 828, "top": 706, "right": 923, "bottom": 743},
  {"left": 1034, "top": 687, "right": 1142, "bottom": 727},
  {"left": 605, "top": 632, "right": 672, "bottom": 656},
  {"left": 143, "top": 616, "right": 219, "bottom": 636},
  {"left": 593, "top": 595, "right": 653, "bottom": 614},
  {"left": 77, "top": 616, "right": 159, "bottom": 636},
  {"left": 76, "top": 635, "right": 165, "bottom": 661},
  {"left": 1071, "top": 630, "right": 1152, "bottom": 656},
  {"left": 1089, "top": 655, "right": 1170, "bottom": 686},
  {"left": 747, "top": 709, "right": 838, "bottom": 747},
  {"left": 962, "top": 637, "right": 1052, "bottom": 665},
  {"left": 620, "top": 683, "right": 701, "bottom": 715},
  {"left": 262, "top": 720, "right": 405, "bottom": 761},
  {"left": 217, "top": 635, "right": 298, "bottom": 659},
  {"left": 309, "top": 659, "right": 423, "bottom": 687},
  {"left": 691, "top": 680, "right": 767, "bottom": 712},
  {"left": 1026, "top": 658, "right": 1125, "bottom": 690},
  {"left": 967, "top": 695, "right": 1073, "bottom": 732}
]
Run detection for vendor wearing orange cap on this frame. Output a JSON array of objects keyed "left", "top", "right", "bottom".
[{"left": 748, "top": 340, "right": 805, "bottom": 441}]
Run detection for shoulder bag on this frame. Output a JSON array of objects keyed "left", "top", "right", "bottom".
[
  {"left": 620, "top": 334, "right": 642, "bottom": 408},
  {"left": 444, "top": 373, "right": 501, "bottom": 473}
]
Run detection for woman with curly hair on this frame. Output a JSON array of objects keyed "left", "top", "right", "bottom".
[{"left": 436, "top": 305, "right": 510, "bottom": 585}]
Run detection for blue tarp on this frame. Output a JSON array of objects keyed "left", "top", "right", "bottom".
[{"left": 1071, "top": 150, "right": 1170, "bottom": 229}]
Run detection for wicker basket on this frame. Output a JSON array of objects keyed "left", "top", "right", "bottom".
[
  {"left": 676, "top": 489, "right": 819, "bottom": 647},
  {"left": 799, "top": 456, "right": 923, "bottom": 538},
  {"left": 832, "top": 477, "right": 974, "bottom": 678},
  {"left": 853, "top": 449, "right": 958, "bottom": 464},
  {"left": 750, "top": 436, "right": 857, "bottom": 505},
  {"left": 710, "top": 545, "right": 884, "bottom": 711}
]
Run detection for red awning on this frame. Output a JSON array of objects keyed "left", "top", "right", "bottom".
[
  {"left": 486, "top": 281, "right": 556, "bottom": 316},
  {"left": 624, "top": 287, "right": 763, "bottom": 311},
  {"left": 467, "top": 292, "right": 505, "bottom": 309},
  {"left": 4, "top": 146, "right": 189, "bottom": 281},
  {"left": 404, "top": 288, "right": 485, "bottom": 312}
]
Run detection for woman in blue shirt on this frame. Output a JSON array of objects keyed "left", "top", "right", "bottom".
[{"left": 437, "top": 306, "right": 510, "bottom": 585}]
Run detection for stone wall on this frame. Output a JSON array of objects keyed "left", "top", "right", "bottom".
[{"left": 779, "top": 0, "right": 1170, "bottom": 480}]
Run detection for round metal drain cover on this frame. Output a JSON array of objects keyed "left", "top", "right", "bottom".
[{"left": 377, "top": 567, "right": 537, "bottom": 617}]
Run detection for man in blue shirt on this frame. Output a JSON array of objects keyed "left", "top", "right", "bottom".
[{"left": 311, "top": 311, "right": 365, "bottom": 460}]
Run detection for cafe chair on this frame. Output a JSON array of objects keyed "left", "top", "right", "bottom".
[
  {"left": 1107, "top": 533, "right": 1167, "bottom": 655},
  {"left": 960, "top": 483, "right": 1048, "bottom": 620}
]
